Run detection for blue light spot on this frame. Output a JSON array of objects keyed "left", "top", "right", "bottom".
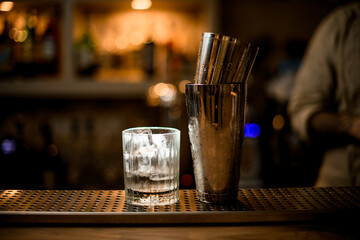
[
  {"left": 245, "top": 123, "right": 260, "bottom": 138},
  {"left": 1, "top": 139, "right": 17, "bottom": 154}
]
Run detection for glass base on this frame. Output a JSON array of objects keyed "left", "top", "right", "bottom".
[{"left": 125, "top": 188, "right": 179, "bottom": 206}]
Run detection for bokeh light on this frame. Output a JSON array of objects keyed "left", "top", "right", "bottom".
[
  {"left": 129, "top": 31, "right": 144, "bottom": 45},
  {"left": 1, "top": 138, "right": 17, "bottom": 154},
  {"left": 272, "top": 114, "right": 285, "bottom": 130},
  {"left": 0, "top": 1, "right": 14, "bottom": 12},
  {"left": 131, "top": 0, "right": 152, "bottom": 10},
  {"left": 178, "top": 80, "right": 191, "bottom": 94},
  {"left": 245, "top": 123, "right": 261, "bottom": 138},
  {"left": 147, "top": 82, "right": 177, "bottom": 106}
]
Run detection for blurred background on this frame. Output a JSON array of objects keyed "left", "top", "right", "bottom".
[{"left": 0, "top": 0, "right": 346, "bottom": 190}]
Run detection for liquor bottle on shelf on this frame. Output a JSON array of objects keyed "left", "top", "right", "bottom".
[
  {"left": 74, "top": 13, "right": 98, "bottom": 77},
  {"left": 40, "top": 11, "right": 59, "bottom": 76},
  {"left": 0, "top": 15, "right": 14, "bottom": 78},
  {"left": 16, "top": 9, "right": 37, "bottom": 78},
  {"left": 142, "top": 41, "right": 154, "bottom": 77}
]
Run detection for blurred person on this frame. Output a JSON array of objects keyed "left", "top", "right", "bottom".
[{"left": 288, "top": 1, "right": 360, "bottom": 186}]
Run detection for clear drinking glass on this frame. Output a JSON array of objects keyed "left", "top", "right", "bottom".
[{"left": 122, "top": 127, "right": 180, "bottom": 206}]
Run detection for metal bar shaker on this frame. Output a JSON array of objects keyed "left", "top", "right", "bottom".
[
  {"left": 185, "top": 83, "right": 247, "bottom": 203},
  {"left": 186, "top": 32, "right": 258, "bottom": 203}
]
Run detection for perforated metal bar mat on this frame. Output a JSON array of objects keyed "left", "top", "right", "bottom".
[{"left": 0, "top": 188, "right": 359, "bottom": 224}]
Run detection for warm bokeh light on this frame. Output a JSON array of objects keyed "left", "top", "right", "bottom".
[
  {"left": 153, "top": 83, "right": 177, "bottom": 101},
  {"left": 147, "top": 82, "right": 177, "bottom": 106},
  {"left": 115, "top": 35, "right": 129, "bottom": 50},
  {"left": 0, "top": 14, "right": 4, "bottom": 34},
  {"left": 9, "top": 28, "right": 28, "bottom": 42},
  {"left": 16, "top": 29, "right": 27, "bottom": 42},
  {"left": 47, "top": 144, "right": 59, "bottom": 157},
  {"left": 131, "top": 0, "right": 152, "bottom": 10},
  {"left": 0, "top": 1, "right": 14, "bottom": 12},
  {"left": 129, "top": 31, "right": 144, "bottom": 45},
  {"left": 180, "top": 174, "right": 193, "bottom": 187},
  {"left": 273, "top": 114, "right": 285, "bottom": 130},
  {"left": 103, "top": 36, "right": 116, "bottom": 52},
  {"left": 153, "top": 83, "right": 167, "bottom": 96},
  {"left": 76, "top": 10, "right": 202, "bottom": 56},
  {"left": 9, "top": 27, "right": 17, "bottom": 39},
  {"left": 179, "top": 80, "right": 191, "bottom": 94},
  {"left": 13, "top": 12, "right": 26, "bottom": 30},
  {"left": 27, "top": 12, "right": 38, "bottom": 28}
]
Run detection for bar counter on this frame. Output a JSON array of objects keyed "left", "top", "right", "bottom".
[{"left": 1, "top": 187, "right": 359, "bottom": 239}]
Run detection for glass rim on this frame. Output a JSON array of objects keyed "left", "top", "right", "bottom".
[{"left": 122, "top": 127, "right": 180, "bottom": 135}]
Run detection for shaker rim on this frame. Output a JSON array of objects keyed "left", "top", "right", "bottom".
[{"left": 202, "top": 32, "right": 245, "bottom": 44}]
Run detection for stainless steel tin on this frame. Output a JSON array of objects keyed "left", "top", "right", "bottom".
[
  {"left": 185, "top": 83, "right": 247, "bottom": 203},
  {"left": 194, "top": 32, "right": 258, "bottom": 84}
]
